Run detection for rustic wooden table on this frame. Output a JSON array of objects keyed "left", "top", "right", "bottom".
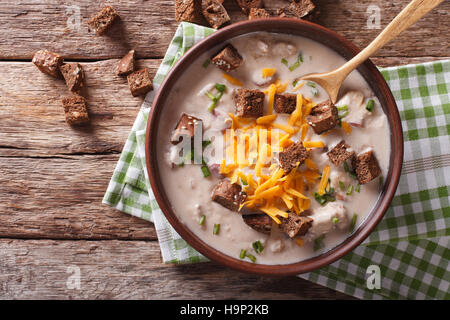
[{"left": 0, "top": 0, "right": 448, "bottom": 300}]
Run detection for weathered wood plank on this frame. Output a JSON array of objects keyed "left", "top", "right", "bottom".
[
  {"left": 0, "top": 239, "right": 353, "bottom": 299},
  {"left": 0, "top": 59, "right": 161, "bottom": 156},
  {"left": 0, "top": 0, "right": 448, "bottom": 60},
  {"left": 0, "top": 155, "right": 157, "bottom": 240}
]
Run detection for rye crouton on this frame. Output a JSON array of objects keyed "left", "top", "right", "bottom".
[
  {"left": 235, "top": 0, "right": 263, "bottom": 14},
  {"left": 127, "top": 68, "right": 153, "bottom": 97},
  {"left": 279, "top": 0, "right": 315, "bottom": 19},
  {"left": 274, "top": 93, "right": 297, "bottom": 114},
  {"left": 174, "top": 0, "right": 204, "bottom": 24},
  {"left": 306, "top": 100, "right": 339, "bottom": 134},
  {"left": 60, "top": 63, "right": 84, "bottom": 93},
  {"left": 88, "top": 6, "right": 119, "bottom": 35},
  {"left": 279, "top": 141, "right": 310, "bottom": 173},
  {"left": 116, "top": 50, "right": 135, "bottom": 76},
  {"left": 201, "top": 0, "right": 230, "bottom": 29},
  {"left": 351, "top": 150, "right": 382, "bottom": 184},
  {"left": 280, "top": 212, "right": 313, "bottom": 238},
  {"left": 248, "top": 8, "right": 270, "bottom": 19},
  {"left": 327, "top": 140, "right": 355, "bottom": 166},
  {"left": 32, "top": 50, "right": 63, "bottom": 78},
  {"left": 170, "top": 113, "right": 203, "bottom": 145},
  {"left": 211, "top": 44, "right": 243, "bottom": 72},
  {"left": 234, "top": 88, "right": 265, "bottom": 118},
  {"left": 62, "top": 95, "right": 89, "bottom": 125},
  {"left": 242, "top": 214, "right": 272, "bottom": 234},
  {"left": 212, "top": 179, "right": 247, "bottom": 211}
]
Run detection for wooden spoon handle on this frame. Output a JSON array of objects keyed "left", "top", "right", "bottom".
[{"left": 337, "top": 0, "right": 444, "bottom": 77}]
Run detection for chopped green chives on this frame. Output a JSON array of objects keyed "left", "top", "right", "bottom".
[
  {"left": 215, "top": 83, "right": 226, "bottom": 92},
  {"left": 199, "top": 215, "right": 206, "bottom": 225},
  {"left": 356, "top": 183, "right": 361, "bottom": 193},
  {"left": 239, "top": 249, "right": 247, "bottom": 259},
  {"left": 292, "top": 79, "right": 299, "bottom": 87},
  {"left": 213, "top": 223, "right": 220, "bottom": 235},
  {"left": 202, "top": 140, "right": 212, "bottom": 148},
  {"left": 241, "top": 177, "right": 248, "bottom": 186},
  {"left": 332, "top": 217, "right": 339, "bottom": 225},
  {"left": 205, "top": 91, "right": 216, "bottom": 100},
  {"left": 202, "top": 59, "right": 210, "bottom": 68},
  {"left": 252, "top": 240, "right": 264, "bottom": 254},
  {"left": 281, "top": 58, "right": 289, "bottom": 66},
  {"left": 201, "top": 162, "right": 211, "bottom": 178},
  {"left": 246, "top": 253, "right": 257, "bottom": 263},
  {"left": 344, "top": 161, "right": 357, "bottom": 180},
  {"left": 349, "top": 213, "right": 358, "bottom": 233},
  {"left": 206, "top": 83, "right": 227, "bottom": 112},
  {"left": 307, "top": 81, "right": 316, "bottom": 88},
  {"left": 366, "top": 99, "right": 375, "bottom": 112},
  {"left": 289, "top": 61, "right": 300, "bottom": 72},
  {"left": 337, "top": 104, "right": 348, "bottom": 111},
  {"left": 339, "top": 181, "right": 346, "bottom": 191},
  {"left": 313, "top": 234, "right": 325, "bottom": 251},
  {"left": 346, "top": 185, "right": 353, "bottom": 195}
]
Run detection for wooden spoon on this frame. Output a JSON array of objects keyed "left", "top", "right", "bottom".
[{"left": 300, "top": 0, "right": 444, "bottom": 103}]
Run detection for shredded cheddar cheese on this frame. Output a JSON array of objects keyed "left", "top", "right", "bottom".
[
  {"left": 303, "top": 141, "right": 325, "bottom": 148},
  {"left": 267, "top": 84, "right": 277, "bottom": 115},
  {"left": 222, "top": 73, "right": 243, "bottom": 86},
  {"left": 256, "top": 114, "right": 277, "bottom": 125},
  {"left": 262, "top": 68, "right": 276, "bottom": 78},
  {"left": 318, "top": 165, "right": 331, "bottom": 195},
  {"left": 341, "top": 121, "right": 352, "bottom": 134}
]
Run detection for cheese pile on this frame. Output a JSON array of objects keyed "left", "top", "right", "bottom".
[{"left": 218, "top": 74, "right": 336, "bottom": 224}]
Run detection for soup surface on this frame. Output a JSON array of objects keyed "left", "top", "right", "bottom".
[{"left": 156, "top": 32, "right": 390, "bottom": 265}]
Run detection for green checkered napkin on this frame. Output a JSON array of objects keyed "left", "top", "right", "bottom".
[{"left": 103, "top": 22, "right": 450, "bottom": 299}]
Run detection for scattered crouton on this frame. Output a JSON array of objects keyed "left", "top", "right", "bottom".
[
  {"left": 60, "top": 63, "right": 84, "bottom": 93},
  {"left": 32, "top": 50, "right": 63, "bottom": 78},
  {"left": 88, "top": 6, "right": 119, "bottom": 35},
  {"left": 127, "top": 68, "right": 153, "bottom": 97},
  {"left": 116, "top": 49, "right": 136, "bottom": 76},
  {"left": 62, "top": 95, "right": 89, "bottom": 125}
]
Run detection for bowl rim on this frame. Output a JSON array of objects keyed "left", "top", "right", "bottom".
[{"left": 145, "top": 18, "right": 404, "bottom": 276}]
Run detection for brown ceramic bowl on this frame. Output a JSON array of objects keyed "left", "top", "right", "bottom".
[{"left": 145, "top": 18, "right": 403, "bottom": 276}]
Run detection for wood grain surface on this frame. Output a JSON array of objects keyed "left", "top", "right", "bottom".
[{"left": 0, "top": 0, "right": 448, "bottom": 300}]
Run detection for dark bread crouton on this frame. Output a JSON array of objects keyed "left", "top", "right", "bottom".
[
  {"left": 279, "top": 212, "right": 313, "bottom": 238},
  {"left": 234, "top": 88, "right": 265, "bottom": 118},
  {"left": 62, "top": 95, "right": 89, "bottom": 125},
  {"left": 306, "top": 100, "right": 339, "bottom": 134},
  {"left": 327, "top": 140, "right": 355, "bottom": 166},
  {"left": 212, "top": 179, "right": 247, "bottom": 211},
  {"left": 171, "top": 113, "right": 203, "bottom": 145},
  {"left": 127, "top": 68, "right": 153, "bottom": 97},
  {"left": 279, "top": 0, "right": 315, "bottom": 19},
  {"left": 235, "top": 0, "right": 263, "bottom": 14},
  {"left": 201, "top": 0, "right": 230, "bottom": 29},
  {"left": 351, "top": 150, "right": 382, "bottom": 184},
  {"left": 116, "top": 50, "right": 135, "bottom": 76},
  {"left": 174, "top": 0, "right": 204, "bottom": 24},
  {"left": 274, "top": 93, "right": 297, "bottom": 114},
  {"left": 32, "top": 50, "right": 63, "bottom": 78},
  {"left": 279, "top": 141, "right": 310, "bottom": 173},
  {"left": 211, "top": 44, "right": 243, "bottom": 72},
  {"left": 88, "top": 6, "right": 119, "bottom": 35},
  {"left": 60, "top": 63, "right": 84, "bottom": 93},
  {"left": 248, "top": 8, "right": 270, "bottom": 19},
  {"left": 242, "top": 214, "right": 272, "bottom": 234}
]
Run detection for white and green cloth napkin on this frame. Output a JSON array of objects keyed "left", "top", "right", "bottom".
[{"left": 103, "top": 22, "right": 450, "bottom": 299}]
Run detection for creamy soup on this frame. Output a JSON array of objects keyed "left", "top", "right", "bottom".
[{"left": 156, "top": 32, "right": 390, "bottom": 265}]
